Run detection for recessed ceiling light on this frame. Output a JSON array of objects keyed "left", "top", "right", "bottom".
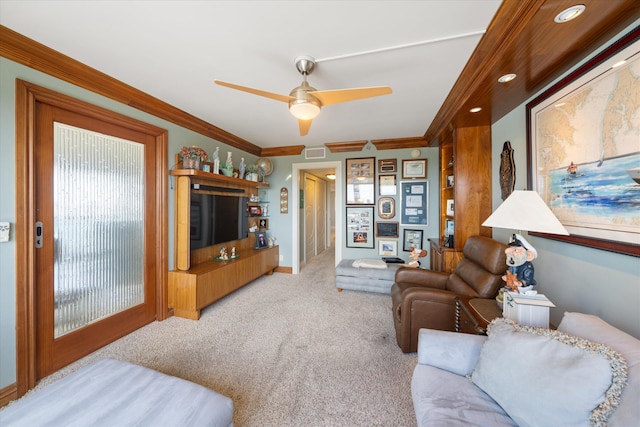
[
  {"left": 554, "top": 5, "right": 586, "bottom": 23},
  {"left": 498, "top": 73, "right": 517, "bottom": 83},
  {"left": 470, "top": 107, "right": 482, "bottom": 113},
  {"left": 612, "top": 60, "right": 627, "bottom": 68},
  {"left": 326, "top": 174, "right": 336, "bottom": 180}
]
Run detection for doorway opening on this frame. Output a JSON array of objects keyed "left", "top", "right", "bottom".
[{"left": 291, "top": 161, "right": 342, "bottom": 274}]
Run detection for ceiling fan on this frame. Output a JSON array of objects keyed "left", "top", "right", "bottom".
[{"left": 214, "top": 55, "right": 392, "bottom": 136}]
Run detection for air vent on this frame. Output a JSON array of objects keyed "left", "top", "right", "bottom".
[{"left": 305, "top": 147, "right": 326, "bottom": 160}]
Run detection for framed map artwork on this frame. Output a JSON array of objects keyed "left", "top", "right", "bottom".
[{"left": 527, "top": 29, "right": 639, "bottom": 257}]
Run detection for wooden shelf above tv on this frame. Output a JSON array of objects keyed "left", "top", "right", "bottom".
[{"left": 170, "top": 168, "right": 270, "bottom": 192}]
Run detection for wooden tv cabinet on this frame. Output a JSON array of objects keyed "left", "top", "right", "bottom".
[
  {"left": 168, "top": 168, "right": 278, "bottom": 320},
  {"left": 168, "top": 246, "right": 278, "bottom": 320}
]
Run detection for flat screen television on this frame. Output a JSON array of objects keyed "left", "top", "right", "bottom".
[{"left": 190, "top": 192, "right": 249, "bottom": 250}]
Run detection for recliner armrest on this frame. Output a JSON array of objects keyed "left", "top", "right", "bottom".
[
  {"left": 417, "top": 329, "right": 486, "bottom": 376},
  {"left": 394, "top": 267, "right": 448, "bottom": 289}
]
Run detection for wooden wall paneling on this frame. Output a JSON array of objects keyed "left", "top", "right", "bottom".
[{"left": 453, "top": 125, "right": 492, "bottom": 249}]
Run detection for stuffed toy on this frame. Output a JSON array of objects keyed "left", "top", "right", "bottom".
[
  {"left": 502, "top": 233, "right": 537, "bottom": 292},
  {"left": 405, "top": 247, "right": 427, "bottom": 268}
]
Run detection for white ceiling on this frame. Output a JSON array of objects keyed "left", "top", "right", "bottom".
[{"left": 0, "top": 0, "right": 502, "bottom": 149}]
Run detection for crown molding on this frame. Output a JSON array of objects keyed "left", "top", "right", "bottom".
[
  {"left": 260, "top": 145, "right": 305, "bottom": 157},
  {"left": 0, "top": 25, "right": 262, "bottom": 156},
  {"left": 324, "top": 140, "right": 367, "bottom": 153}
]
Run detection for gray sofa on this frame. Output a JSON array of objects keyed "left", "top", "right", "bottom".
[{"left": 412, "top": 312, "right": 639, "bottom": 426}]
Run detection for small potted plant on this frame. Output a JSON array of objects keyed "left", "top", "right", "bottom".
[
  {"left": 245, "top": 164, "right": 259, "bottom": 181},
  {"left": 180, "top": 145, "right": 208, "bottom": 169}
]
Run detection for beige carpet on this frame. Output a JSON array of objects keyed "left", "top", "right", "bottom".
[{"left": 36, "top": 248, "right": 418, "bottom": 426}]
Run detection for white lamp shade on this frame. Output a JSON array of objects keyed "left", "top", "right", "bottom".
[{"left": 482, "top": 190, "right": 569, "bottom": 235}]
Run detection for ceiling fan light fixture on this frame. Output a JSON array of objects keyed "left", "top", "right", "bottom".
[{"left": 289, "top": 101, "right": 321, "bottom": 120}]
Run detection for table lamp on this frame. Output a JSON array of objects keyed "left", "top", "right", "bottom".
[
  {"left": 482, "top": 190, "right": 569, "bottom": 293},
  {"left": 482, "top": 190, "right": 569, "bottom": 240}
]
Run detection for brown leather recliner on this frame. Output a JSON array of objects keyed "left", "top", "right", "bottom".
[{"left": 391, "top": 235, "right": 507, "bottom": 353}]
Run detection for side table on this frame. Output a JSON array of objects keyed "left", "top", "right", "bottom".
[{"left": 456, "top": 297, "right": 502, "bottom": 335}]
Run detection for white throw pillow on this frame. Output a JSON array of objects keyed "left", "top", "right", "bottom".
[
  {"left": 558, "top": 312, "right": 640, "bottom": 426},
  {"left": 471, "top": 318, "right": 627, "bottom": 427},
  {"left": 352, "top": 259, "right": 387, "bottom": 269}
]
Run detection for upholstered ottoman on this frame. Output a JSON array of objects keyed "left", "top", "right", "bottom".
[
  {"left": 0, "top": 358, "right": 234, "bottom": 427},
  {"left": 335, "top": 259, "right": 404, "bottom": 294}
]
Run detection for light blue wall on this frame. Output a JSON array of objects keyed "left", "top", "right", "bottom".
[
  {"left": 490, "top": 22, "right": 640, "bottom": 337},
  {"left": 263, "top": 146, "right": 439, "bottom": 266},
  {"left": 0, "top": 57, "right": 437, "bottom": 389},
  {"left": 0, "top": 57, "right": 258, "bottom": 388}
]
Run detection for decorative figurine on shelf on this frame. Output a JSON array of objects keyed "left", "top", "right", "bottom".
[
  {"left": 261, "top": 204, "right": 268, "bottom": 216},
  {"left": 239, "top": 158, "right": 246, "bottom": 179},
  {"left": 502, "top": 233, "right": 537, "bottom": 292},
  {"left": 231, "top": 247, "right": 236, "bottom": 258},
  {"left": 405, "top": 247, "right": 427, "bottom": 268},
  {"left": 219, "top": 246, "right": 228, "bottom": 260},
  {"left": 212, "top": 147, "right": 220, "bottom": 174},
  {"left": 220, "top": 152, "right": 234, "bottom": 176},
  {"left": 268, "top": 236, "right": 276, "bottom": 248},
  {"left": 249, "top": 220, "right": 258, "bottom": 232}
]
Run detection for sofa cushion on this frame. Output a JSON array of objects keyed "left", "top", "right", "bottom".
[
  {"left": 471, "top": 318, "right": 627, "bottom": 427},
  {"left": 417, "top": 329, "right": 486, "bottom": 376},
  {"left": 558, "top": 312, "right": 640, "bottom": 426},
  {"left": 412, "top": 364, "right": 517, "bottom": 427}
]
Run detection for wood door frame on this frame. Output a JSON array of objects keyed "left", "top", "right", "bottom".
[{"left": 14, "top": 80, "right": 169, "bottom": 396}]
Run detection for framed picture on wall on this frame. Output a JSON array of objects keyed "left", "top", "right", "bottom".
[
  {"left": 346, "top": 157, "right": 375, "bottom": 205},
  {"left": 346, "top": 206, "right": 375, "bottom": 248},
  {"left": 402, "top": 159, "right": 427, "bottom": 179},
  {"left": 378, "top": 158, "right": 397, "bottom": 173},
  {"left": 379, "top": 174, "right": 396, "bottom": 195},
  {"left": 403, "top": 229, "right": 424, "bottom": 252},
  {"left": 527, "top": 29, "right": 640, "bottom": 257},
  {"left": 378, "top": 197, "right": 395, "bottom": 219},
  {"left": 400, "top": 181, "right": 428, "bottom": 225},
  {"left": 375, "top": 221, "right": 399, "bottom": 238},
  {"left": 378, "top": 240, "right": 398, "bottom": 257}
]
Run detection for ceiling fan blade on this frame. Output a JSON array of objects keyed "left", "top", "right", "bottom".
[
  {"left": 214, "top": 80, "right": 293, "bottom": 103},
  {"left": 298, "top": 119, "right": 312, "bottom": 136},
  {"left": 310, "top": 86, "right": 392, "bottom": 106}
]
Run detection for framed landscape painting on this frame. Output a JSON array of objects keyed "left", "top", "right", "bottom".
[{"left": 527, "top": 29, "right": 639, "bottom": 256}]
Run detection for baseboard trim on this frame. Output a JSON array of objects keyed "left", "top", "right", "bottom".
[
  {"left": 274, "top": 266, "right": 292, "bottom": 274},
  {"left": 0, "top": 382, "right": 18, "bottom": 408}
]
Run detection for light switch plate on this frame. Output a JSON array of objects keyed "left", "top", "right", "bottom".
[{"left": 0, "top": 222, "right": 9, "bottom": 242}]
